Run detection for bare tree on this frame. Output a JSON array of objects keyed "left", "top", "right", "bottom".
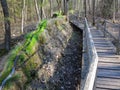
[
  {"left": 88, "top": 0, "right": 91, "bottom": 14},
  {"left": 0, "top": 0, "right": 11, "bottom": 51},
  {"left": 34, "top": 0, "right": 40, "bottom": 21},
  {"left": 84, "top": 0, "right": 87, "bottom": 17},
  {"left": 113, "top": 0, "right": 116, "bottom": 22},
  {"left": 21, "top": 0, "right": 26, "bottom": 34},
  {"left": 49, "top": 0, "right": 53, "bottom": 17},
  {"left": 40, "top": 0, "right": 43, "bottom": 20},
  {"left": 63, "top": 0, "right": 67, "bottom": 15},
  {"left": 92, "top": 0, "right": 95, "bottom": 25}
]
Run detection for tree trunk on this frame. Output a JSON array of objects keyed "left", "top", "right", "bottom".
[
  {"left": 84, "top": 0, "right": 87, "bottom": 17},
  {"left": 21, "top": 0, "right": 25, "bottom": 34},
  {"left": 63, "top": 0, "right": 67, "bottom": 15},
  {"left": 40, "top": 0, "right": 43, "bottom": 20},
  {"left": 0, "top": 0, "right": 11, "bottom": 51},
  {"left": 92, "top": 0, "right": 95, "bottom": 25},
  {"left": 25, "top": 0, "right": 27, "bottom": 24},
  {"left": 88, "top": 0, "right": 91, "bottom": 14},
  {"left": 49, "top": 0, "right": 52, "bottom": 17},
  {"left": 63, "top": 0, "right": 69, "bottom": 15},
  {"left": 113, "top": 0, "right": 116, "bottom": 22},
  {"left": 34, "top": 0, "right": 40, "bottom": 21}
]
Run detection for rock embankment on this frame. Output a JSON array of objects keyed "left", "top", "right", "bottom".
[{"left": 0, "top": 17, "right": 82, "bottom": 90}]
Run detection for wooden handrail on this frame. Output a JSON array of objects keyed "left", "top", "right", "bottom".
[
  {"left": 96, "top": 17, "right": 120, "bottom": 54},
  {"left": 82, "top": 18, "right": 98, "bottom": 90}
]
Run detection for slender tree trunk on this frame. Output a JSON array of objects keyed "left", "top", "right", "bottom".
[
  {"left": 0, "top": 0, "right": 11, "bottom": 51},
  {"left": 42, "top": 7, "right": 46, "bottom": 19},
  {"left": 13, "top": 0, "right": 16, "bottom": 23},
  {"left": 34, "top": 0, "right": 40, "bottom": 21},
  {"left": 40, "top": 0, "right": 43, "bottom": 20},
  {"left": 113, "top": 0, "right": 116, "bottom": 23},
  {"left": 21, "top": 0, "right": 25, "bottom": 34},
  {"left": 25, "top": 1, "right": 27, "bottom": 24},
  {"left": 92, "top": 0, "right": 95, "bottom": 25},
  {"left": 84, "top": 0, "right": 87, "bottom": 17},
  {"left": 63, "top": 0, "right": 67, "bottom": 15},
  {"left": 30, "top": 0, "right": 32, "bottom": 21},
  {"left": 49, "top": 0, "right": 53, "bottom": 17},
  {"left": 88, "top": 0, "right": 91, "bottom": 14}
]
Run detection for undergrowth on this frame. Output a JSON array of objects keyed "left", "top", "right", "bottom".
[
  {"left": 54, "top": 11, "right": 63, "bottom": 17},
  {"left": 4, "top": 74, "right": 20, "bottom": 90},
  {"left": 0, "top": 49, "right": 7, "bottom": 57}
]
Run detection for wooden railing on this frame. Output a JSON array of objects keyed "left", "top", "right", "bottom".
[
  {"left": 96, "top": 18, "right": 120, "bottom": 54},
  {"left": 81, "top": 18, "right": 98, "bottom": 90}
]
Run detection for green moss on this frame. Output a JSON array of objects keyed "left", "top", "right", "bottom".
[{"left": 24, "top": 20, "right": 47, "bottom": 55}]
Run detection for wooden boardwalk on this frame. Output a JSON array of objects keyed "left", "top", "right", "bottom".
[
  {"left": 90, "top": 28, "right": 120, "bottom": 90},
  {"left": 70, "top": 19, "right": 120, "bottom": 90}
]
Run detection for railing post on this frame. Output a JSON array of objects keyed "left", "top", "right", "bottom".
[
  {"left": 104, "top": 20, "right": 106, "bottom": 37},
  {"left": 97, "top": 18, "right": 99, "bottom": 30}
]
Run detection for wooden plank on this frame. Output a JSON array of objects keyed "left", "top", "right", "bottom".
[
  {"left": 95, "top": 47, "right": 116, "bottom": 50},
  {"left": 96, "top": 78, "right": 120, "bottom": 90},
  {"left": 98, "top": 55, "right": 120, "bottom": 58},
  {"left": 98, "top": 58, "right": 120, "bottom": 63},
  {"left": 96, "top": 79, "right": 120, "bottom": 89},
  {"left": 96, "top": 49, "right": 115, "bottom": 53},
  {"left": 96, "top": 88, "right": 111, "bottom": 90},
  {"left": 96, "top": 86, "right": 120, "bottom": 90},
  {"left": 96, "top": 77, "right": 120, "bottom": 86},
  {"left": 98, "top": 63, "right": 120, "bottom": 70},
  {"left": 97, "top": 69, "right": 120, "bottom": 79}
]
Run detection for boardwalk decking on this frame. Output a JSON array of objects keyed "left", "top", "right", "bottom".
[
  {"left": 90, "top": 28, "right": 120, "bottom": 90},
  {"left": 70, "top": 19, "right": 120, "bottom": 90}
]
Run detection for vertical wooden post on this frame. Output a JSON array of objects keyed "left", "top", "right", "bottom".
[
  {"left": 97, "top": 18, "right": 99, "bottom": 30},
  {"left": 104, "top": 20, "right": 106, "bottom": 37}
]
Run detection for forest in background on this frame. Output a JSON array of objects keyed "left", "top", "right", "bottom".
[{"left": 0, "top": 0, "right": 120, "bottom": 52}]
